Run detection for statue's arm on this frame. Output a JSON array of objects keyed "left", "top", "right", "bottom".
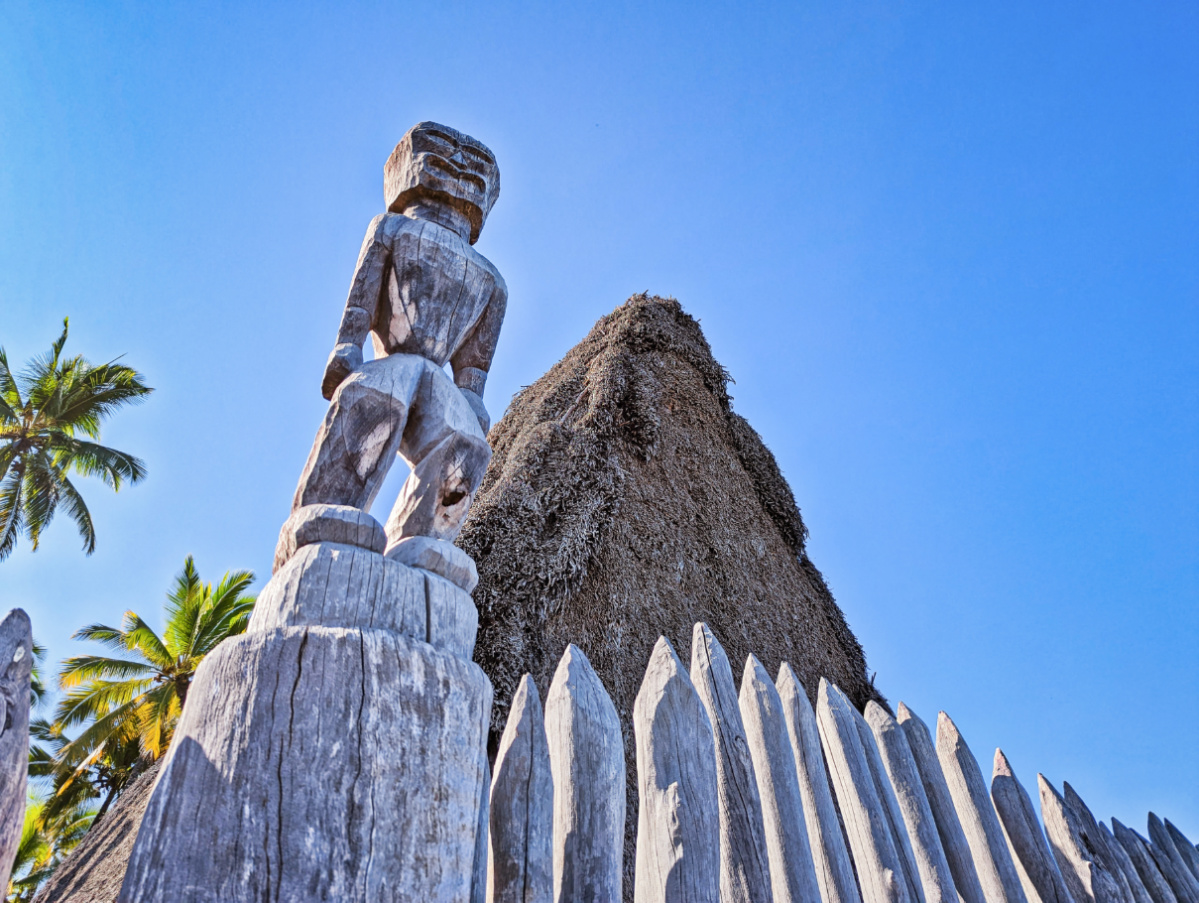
[
  {"left": 321, "top": 214, "right": 391, "bottom": 400},
  {"left": 451, "top": 278, "right": 508, "bottom": 434}
]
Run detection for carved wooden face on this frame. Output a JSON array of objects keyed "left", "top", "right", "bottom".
[{"left": 384, "top": 122, "right": 500, "bottom": 244}]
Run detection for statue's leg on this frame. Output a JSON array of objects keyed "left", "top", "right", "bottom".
[
  {"left": 291, "top": 354, "right": 425, "bottom": 513},
  {"left": 384, "top": 360, "right": 491, "bottom": 544}
]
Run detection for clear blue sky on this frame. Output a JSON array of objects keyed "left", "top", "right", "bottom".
[{"left": 3, "top": 2, "right": 1196, "bottom": 836}]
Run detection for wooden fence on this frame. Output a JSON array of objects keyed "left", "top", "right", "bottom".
[{"left": 481, "top": 622, "right": 1199, "bottom": 903}]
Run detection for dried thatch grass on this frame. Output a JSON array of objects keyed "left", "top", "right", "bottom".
[
  {"left": 33, "top": 761, "right": 161, "bottom": 903},
  {"left": 459, "top": 293, "right": 881, "bottom": 896}
]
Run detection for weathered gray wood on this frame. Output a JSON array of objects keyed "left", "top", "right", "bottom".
[
  {"left": 739, "top": 655, "right": 822, "bottom": 903},
  {"left": 1101, "top": 823, "right": 1154, "bottom": 903},
  {"left": 488, "top": 674, "right": 552, "bottom": 903},
  {"left": 0, "top": 609, "right": 31, "bottom": 893},
  {"left": 297, "top": 121, "right": 506, "bottom": 543},
  {"left": 388, "top": 535, "right": 479, "bottom": 592},
  {"left": 989, "top": 750, "right": 1074, "bottom": 903},
  {"left": 690, "top": 623, "right": 774, "bottom": 903},
  {"left": 1140, "top": 825, "right": 1199, "bottom": 903},
  {"left": 249, "top": 542, "right": 478, "bottom": 660},
  {"left": 817, "top": 678, "right": 912, "bottom": 903},
  {"left": 1112, "top": 820, "right": 1180, "bottom": 903},
  {"left": 274, "top": 502, "right": 388, "bottom": 572},
  {"left": 936, "top": 712, "right": 1027, "bottom": 903},
  {"left": 473, "top": 749, "right": 492, "bottom": 903},
  {"left": 1164, "top": 824, "right": 1199, "bottom": 883},
  {"left": 633, "top": 636, "right": 720, "bottom": 903},
  {"left": 545, "top": 644, "right": 625, "bottom": 903},
  {"left": 777, "top": 665, "right": 862, "bottom": 903},
  {"left": 866, "top": 701, "right": 957, "bottom": 903},
  {"left": 897, "top": 703, "right": 987, "bottom": 903},
  {"left": 1062, "top": 785, "right": 1135, "bottom": 903},
  {"left": 848, "top": 701, "right": 924, "bottom": 903},
  {"left": 1038, "top": 775, "right": 1124, "bottom": 903},
  {"left": 1149, "top": 816, "right": 1199, "bottom": 903},
  {"left": 120, "top": 625, "right": 494, "bottom": 903}
]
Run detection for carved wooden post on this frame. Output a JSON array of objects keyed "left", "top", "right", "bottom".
[
  {"left": 777, "top": 665, "right": 861, "bottom": 903},
  {"left": 1038, "top": 775, "right": 1124, "bottom": 903},
  {"left": 1149, "top": 815, "right": 1199, "bottom": 903},
  {"left": 897, "top": 704, "right": 987, "bottom": 903},
  {"left": 739, "top": 655, "right": 822, "bottom": 903},
  {"left": 488, "top": 674, "right": 553, "bottom": 903},
  {"left": 545, "top": 644, "right": 625, "bottom": 903},
  {"left": 865, "top": 701, "right": 957, "bottom": 903},
  {"left": 1111, "top": 820, "right": 1180, "bottom": 903},
  {"left": 1062, "top": 784, "right": 1138, "bottom": 903},
  {"left": 0, "top": 610, "right": 31, "bottom": 893},
  {"left": 121, "top": 122, "right": 507, "bottom": 903},
  {"left": 989, "top": 750, "right": 1074, "bottom": 903},
  {"left": 690, "top": 622, "right": 774, "bottom": 903},
  {"left": 936, "top": 712, "right": 1027, "bottom": 903},
  {"left": 633, "top": 636, "right": 720, "bottom": 903},
  {"left": 817, "top": 678, "right": 913, "bottom": 903},
  {"left": 1101, "top": 822, "right": 1154, "bottom": 903}
]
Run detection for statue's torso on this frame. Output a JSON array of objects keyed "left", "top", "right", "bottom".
[{"left": 371, "top": 214, "right": 503, "bottom": 366}]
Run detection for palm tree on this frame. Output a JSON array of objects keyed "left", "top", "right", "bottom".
[
  {"left": 6, "top": 791, "right": 94, "bottom": 903},
  {"left": 50, "top": 557, "right": 255, "bottom": 815},
  {"left": 0, "top": 318, "right": 152, "bottom": 560}
]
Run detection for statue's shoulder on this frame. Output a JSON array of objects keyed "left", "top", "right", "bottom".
[{"left": 470, "top": 247, "right": 507, "bottom": 298}]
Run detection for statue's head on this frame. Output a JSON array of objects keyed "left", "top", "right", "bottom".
[{"left": 384, "top": 122, "right": 500, "bottom": 244}]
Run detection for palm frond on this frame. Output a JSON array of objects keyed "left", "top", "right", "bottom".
[
  {"left": 52, "top": 677, "right": 153, "bottom": 730},
  {"left": 20, "top": 451, "right": 61, "bottom": 551},
  {"left": 163, "top": 557, "right": 205, "bottom": 655},
  {"left": 57, "top": 473, "right": 96, "bottom": 555},
  {"left": 0, "top": 346, "right": 23, "bottom": 414},
  {"left": 71, "top": 623, "right": 132, "bottom": 654},
  {"left": 0, "top": 465, "right": 25, "bottom": 561},
  {"left": 51, "top": 694, "right": 145, "bottom": 774},
  {"left": 50, "top": 434, "right": 147, "bottom": 490},
  {"left": 135, "top": 684, "right": 179, "bottom": 760},
  {"left": 56, "top": 655, "right": 153, "bottom": 689},
  {"left": 121, "top": 613, "right": 173, "bottom": 670},
  {"left": 42, "top": 361, "right": 153, "bottom": 437}
]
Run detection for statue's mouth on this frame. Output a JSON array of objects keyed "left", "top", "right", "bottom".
[{"left": 425, "top": 155, "right": 487, "bottom": 192}]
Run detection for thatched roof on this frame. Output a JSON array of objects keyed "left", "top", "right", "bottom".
[
  {"left": 33, "top": 761, "right": 160, "bottom": 903},
  {"left": 459, "top": 293, "right": 881, "bottom": 896}
]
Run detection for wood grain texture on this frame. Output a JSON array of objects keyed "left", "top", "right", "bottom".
[
  {"left": 690, "top": 623, "right": 774, "bottom": 903},
  {"left": 989, "top": 750, "right": 1075, "bottom": 903},
  {"left": 1112, "top": 820, "right": 1180, "bottom": 903},
  {"left": 0, "top": 610, "right": 31, "bottom": 893},
  {"left": 388, "top": 535, "right": 480, "bottom": 592},
  {"left": 488, "top": 674, "right": 553, "bottom": 903},
  {"left": 273, "top": 503, "right": 387, "bottom": 573},
  {"left": 633, "top": 636, "right": 720, "bottom": 903},
  {"left": 1163, "top": 824, "right": 1199, "bottom": 883},
  {"left": 936, "top": 713, "right": 1027, "bottom": 903},
  {"left": 777, "top": 665, "right": 862, "bottom": 903},
  {"left": 897, "top": 704, "right": 986, "bottom": 903},
  {"left": 1149, "top": 816, "right": 1199, "bottom": 903},
  {"left": 817, "top": 679, "right": 912, "bottom": 903},
  {"left": 545, "top": 644, "right": 626, "bottom": 903},
  {"left": 1062, "top": 785, "right": 1135, "bottom": 903},
  {"left": 850, "top": 703, "right": 924, "bottom": 903},
  {"left": 119, "top": 626, "right": 493, "bottom": 903},
  {"left": 1101, "top": 823, "right": 1154, "bottom": 903},
  {"left": 739, "top": 655, "right": 822, "bottom": 903},
  {"left": 1039, "top": 775, "right": 1123, "bottom": 903},
  {"left": 866, "top": 701, "right": 956, "bottom": 903}
]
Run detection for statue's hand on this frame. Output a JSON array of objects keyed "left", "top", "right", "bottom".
[
  {"left": 460, "top": 388, "right": 490, "bottom": 435},
  {"left": 321, "top": 343, "right": 363, "bottom": 400}
]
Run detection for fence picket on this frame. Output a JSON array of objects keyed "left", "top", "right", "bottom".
[
  {"left": 865, "top": 702, "right": 957, "bottom": 903},
  {"left": 691, "top": 623, "right": 774, "bottom": 903},
  {"left": 488, "top": 674, "right": 553, "bottom": 903},
  {"left": 777, "top": 665, "right": 862, "bottom": 903},
  {"left": 989, "top": 750, "right": 1073, "bottom": 903},
  {"left": 545, "top": 644, "right": 625, "bottom": 903},
  {"left": 633, "top": 636, "right": 720, "bottom": 903},
  {"left": 739, "top": 655, "right": 823, "bottom": 903}
]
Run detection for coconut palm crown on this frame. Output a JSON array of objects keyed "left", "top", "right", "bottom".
[
  {"left": 50, "top": 557, "right": 255, "bottom": 811},
  {"left": 0, "top": 318, "right": 152, "bottom": 560}
]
